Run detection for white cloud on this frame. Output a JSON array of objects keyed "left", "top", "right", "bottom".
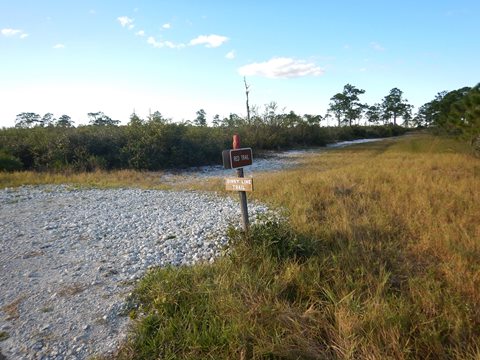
[
  {"left": 53, "top": 43, "right": 65, "bottom": 49},
  {"left": 189, "top": 34, "right": 228, "bottom": 48},
  {"left": 164, "top": 41, "right": 184, "bottom": 49},
  {"left": 370, "top": 41, "right": 385, "bottom": 51},
  {"left": 1, "top": 28, "right": 23, "bottom": 37},
  {"left": 147, "top": 36, "right": 185, "bottom": 49},
  {"left": 162, "top": 23, "right": 171, "bottom": 29},
  {"left": 225, "top": 50, "right": 235, "bottom": 60},
  {"left": 20, "top": 33, "right": 29, "bottom": 39},
  {"left": 135, "top": 30, "right": 145, "bottom": 36},
  {"left": 117, "top": 16, "right": 134, "bottom": 28},
  {"left": 238, "top": 57, "right": 324, "bottom": 79},
  {"left": 147, "top": 36, "right": 160, "bottom": 47}
]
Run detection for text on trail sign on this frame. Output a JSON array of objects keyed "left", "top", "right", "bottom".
[
  {"left": 225, "top": 177, "right": 254, "bottom": 192},
  {"left": 222, "top": 148, "right": 253, "bottom": 169}
]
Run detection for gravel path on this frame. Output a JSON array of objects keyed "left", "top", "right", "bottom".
[
  {"left": 160, "top": 138, "right": 386, "bottom": 183},
  {"left": 0, "top": 186, "right": 271, "bottom": 359}
]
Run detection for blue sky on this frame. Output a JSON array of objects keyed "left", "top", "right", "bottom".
[{"left": 1, "top": 0, "right": 479, "bottom": 127}]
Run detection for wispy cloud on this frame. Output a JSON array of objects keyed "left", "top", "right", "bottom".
[
  {"left": 147, "top": 36, "right": 185, "bottom": 49},
  {"left": 135, "top": 30, "right": 145, "bottom": 37},
  {"left": 370, "top": 41, "right": 385, "bottom": 51},
  {"left": 162, "top": 23, "right": 171, "bottom": 29},
  {"left": 189, "top": 34, "right": 228, "bottom": 48},
  {"left": 1, "top": 28, "right": 28, "bottom": 38},
  {"left": 225, "top": 50, "right": 235, "bottom": 60},
  {"left": 53, "top": 43, "right": 65, "bottom": 49},
  {"left": 1, "top": 28, "right": 21, "bottom": 36},
  {"left": 238, "top": 57, "right": 324, "bottom": 79},
  {"left": 117, "top": 16, "right": 135, "bottom": 29}
]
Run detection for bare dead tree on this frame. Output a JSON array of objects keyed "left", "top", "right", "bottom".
[{"left": 244, "top": 76, "right": 251, "bottom": 123}]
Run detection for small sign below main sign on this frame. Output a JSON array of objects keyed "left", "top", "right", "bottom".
[
  {"left": 225, "top": 177, "right": 254, "bottom": 192},
  {"left": 222, "top": 148, "right": 253, "bottom": 169}
]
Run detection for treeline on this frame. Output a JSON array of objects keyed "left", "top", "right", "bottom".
[
  {"left": 2, "top": 82, "right": 476, "bottom": 172},
  {"left": 414, "top": 84, "right": 480, "bottom": 151},
  {"left": 0, "top": 114, "right": 406, "bottom": 172}
]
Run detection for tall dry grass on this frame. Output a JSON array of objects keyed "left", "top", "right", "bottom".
[
  {"left": 0, "top": 169, "right": 168, "bottom": 189},
  {"left": 247, "top": 134, "right": 480, "bottom": 358}
]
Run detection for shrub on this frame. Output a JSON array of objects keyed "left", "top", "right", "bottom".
[{"left": 0, "top": 151, "right": 23, "bottom": 171}]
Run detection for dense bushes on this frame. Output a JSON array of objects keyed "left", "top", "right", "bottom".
[{"left": 0, "top": 122, "right": 407, "bottom": 171}]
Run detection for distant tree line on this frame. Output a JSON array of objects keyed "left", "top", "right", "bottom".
[
  {"left": 0, "top": 108, "right": 406, "bottom": 172},
  {"left": 3, "top": 82, "right": 476, "bottom": 172},
  {"left": 327, "top": 85, "right": 414, "bottom": 127}
]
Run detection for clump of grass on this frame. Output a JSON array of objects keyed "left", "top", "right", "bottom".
[
  {"left": 1, "top": 296, "right": 25, "bottom": 321},
  {"left": 115, "top": 220, "right": 335, "bottom": 360},
  {"left": 57, "top": 283, "right": 87, "bottom": 297},
  {"left": 0, "top": 331, "right": 9, "bottom": 341}
]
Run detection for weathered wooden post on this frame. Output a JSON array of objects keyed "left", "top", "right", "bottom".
[
  {"left": 233, "top": 135, "right": 249, "bottom": 231},
  {"left": 222, "top": 135, "right": 253, "bottom": 232}
]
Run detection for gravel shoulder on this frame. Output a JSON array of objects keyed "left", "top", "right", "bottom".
[{"left": 0, "top": 186, "right": 271, "bottom": 359}]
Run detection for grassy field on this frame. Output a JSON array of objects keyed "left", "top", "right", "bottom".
[
  {"left": 104, "top": 134, "right": 478, "bottom": 359},
  {"left": 2, "top": 133, "right": 479, "bottom": 359}
]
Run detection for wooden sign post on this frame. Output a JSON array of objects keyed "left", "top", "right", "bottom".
[
  {"left": 222, "top": 135, "right": 252, "bottom": 232},
  {"left": 234, "top": 135, "right": 249, "bottom": 231}
]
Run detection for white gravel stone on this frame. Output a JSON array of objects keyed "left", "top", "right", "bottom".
[{"left": 0, "top": 185, "right": 274, "bottom": 359}]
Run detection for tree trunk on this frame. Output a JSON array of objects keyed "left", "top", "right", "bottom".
[{"left": 244, "top": 77, "right": 251, "bottom": 124}]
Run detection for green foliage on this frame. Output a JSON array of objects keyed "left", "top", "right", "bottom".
[
  {"left": 0, "top": 119, "right": 402, "bottom": 172},
  {"left": 15, "top": 112, "right": 41, "bottom": 128},
  {"left": 240, "top": 218, "right": 317, "bottom": 260},
  {"left": 194, "top": 109, "right": 207, "bottom": 126},
  {"left": 328, "top": 84, "right": 366, "bottom": 127},
  {"left": 418, "top": 84, "right": 480, "bottom": 153},
  {"left": 0, "top": 151, "right": 23, "bottom": 171},
  {"left": 88, "top": 111, "right": 120, "bottom": 126},
  {"left": 56, "top": 114, "right": 74, "bottom": 127},
  {"left": 365, "top": 104, "right": 382, "bottom": 124},
  {"left": 381, "top": 88, "right": 413, "bottom": 126}
]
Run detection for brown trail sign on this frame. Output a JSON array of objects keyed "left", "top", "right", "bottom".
[
  {"left": 225, "top": 177, "right": 254, "bottom": 192},
  {"left": 222, "top": 148, "right": 253, "bottom": 169}
]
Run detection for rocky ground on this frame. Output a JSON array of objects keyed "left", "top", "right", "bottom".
[{"left": 0, "top": 186, "right": 272, "bottom": 359}]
